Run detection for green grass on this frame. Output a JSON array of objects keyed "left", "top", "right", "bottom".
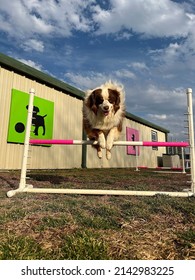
[
  {"left": 0, "top": 230, "right": 109, "bottom": 260},
  {"left": 0, "top": 235, "right": 45, "bottom": 260},
  {"left": 58, "top": 230, "right": 110, "bottom": 260},
  {"left": 0, "top": 168, "right": 195, "bottom": 260},
  {"left": 177, "top": 229, "right": 195, "bottom": 245}
]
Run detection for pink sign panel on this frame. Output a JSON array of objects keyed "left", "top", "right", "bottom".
[{"left": 126, "top": 127, "right": 140, "bottom": 155}]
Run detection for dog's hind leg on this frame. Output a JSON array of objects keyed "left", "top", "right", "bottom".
[
  {"left": 42, "top": 125, "right": 45, "bottom": 135},
  {"left": 42, "top": 115, "right": 47, "bottom": 135},
  {"left": 34, "top": 126, "right": 38, "bottom": 136}
]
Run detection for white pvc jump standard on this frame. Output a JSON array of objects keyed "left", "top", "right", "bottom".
[
  {"left": 186, "top": 88, "right": 195, "bottom": 194},
  {"left": 6, "top": 88, "right": 195, "bottom": 198},
  {"left": 16, "top": 88, "right": 35, "bottom": 193}
]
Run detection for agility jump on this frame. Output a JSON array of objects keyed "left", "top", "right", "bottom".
[
  {"left": 29, "top": 139, "right": 189, "bottom": 147},
  {"left": 6, "top": 88, "right": 195, "bottom": 198}
]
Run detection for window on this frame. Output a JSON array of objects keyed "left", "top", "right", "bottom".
[{"left": 151, "top": 130, "right": 158, "bottom": 150}]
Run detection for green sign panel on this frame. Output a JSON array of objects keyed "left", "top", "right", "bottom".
[{"left": 7, "top": 89, "right": 54, "bottom": 144}]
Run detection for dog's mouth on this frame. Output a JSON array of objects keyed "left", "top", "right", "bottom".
[{"left": 103, "top": 110, "right": 109, "bottom": 116}]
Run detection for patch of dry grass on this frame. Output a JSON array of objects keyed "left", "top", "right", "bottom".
[{"left": 0, "top": 169, "right": 195, "bottom": 259}]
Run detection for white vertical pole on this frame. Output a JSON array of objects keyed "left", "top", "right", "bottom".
[
  {"left": 135, "top": 146, "right": 139, "bottom": 171},
  {"left": 186, "top": 88, "right": 195, "bottom": 194},
  {"left": 18, "top": 88, "right": 35, "bottom": 190},
  {"left": 181, "top": 147, "right": 186, "bottom": 174}
]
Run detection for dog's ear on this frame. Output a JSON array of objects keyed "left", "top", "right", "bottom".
[
  {"left": 86, "top": 89, "right": 102, "bottom": 115},
  {"left": 108, "top": 89, "right": 120, "bottom": 113},
  {"left": 33, "top": 106, "right": 39, "bottom": 113}
]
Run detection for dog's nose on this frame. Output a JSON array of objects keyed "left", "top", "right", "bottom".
[{"left": 103, "top": 105, "right": 109, "bottom": 111}]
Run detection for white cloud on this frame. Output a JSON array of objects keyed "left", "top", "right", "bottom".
[
  {"left": 125, "top": 82, "right": 187, "bottom": 121},
  {"left": 1, "top": 0, "right": 195, "bottom": 64},
  {"left": 1, "top": 0, "right": 194, "bottom": 42},
  {"left": 114, "top": 31, "right": 133, "bottom": 41},
  {"left": 145, "top": 85, "right": 186, "bottom": 107},
  {"left": 115, "top": 69, "right": 136, "bottom": 79},
  {"left": 21, "top": 39, "right": 44, "bottom": 52},
  {"left": 0, "top": 0, "right": 93, "bottom": 40},
  {"left": 147, "top": 114, "right": 167, "bottom": 120},
  {"left": 126, "top": 83, "right": 188, "bottom": 141},
  {"left": 130, "top": 62, "right": 149, "bottom": 71},
  {"left": 92, "top": 0, "right": 191, "bottom": 38},
  {"left": 0, "top": 0, "right": 53, "bottom": 38},
  {"left": 64, "top": 45, "right": 74, "bottom": 56},
  {"left": 64, "top": 68, "right": 137, "bottom": 90},
  {"left": 64, "top": 71, "right": 108, "bottom": 90},
  {"left": 149, "top": 36, "right": 195, "bottom": 77},
  {"left": 17, "top": 58, "right": 43, "bottom": 71},
  {"left": 150, "top": 43, "right": 181, "bottom": 62}
]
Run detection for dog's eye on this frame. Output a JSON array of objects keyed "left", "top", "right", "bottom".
[
  {"left": 96, "top": 96, "right": 103, "bottom": 105},
  {"left": 108, "top": 96, "right": 115, "bottom": 104},
  {"left": 108, "top": 89, "right": 120, "bottom": 104}
]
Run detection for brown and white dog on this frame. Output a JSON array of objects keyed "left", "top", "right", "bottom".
[{"left": 83, "top": 81, "right": 125, "bottom": 159}]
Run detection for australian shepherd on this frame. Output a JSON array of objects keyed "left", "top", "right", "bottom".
[{"left": 83, "top": 81, "right": 125, "bottom": 159}]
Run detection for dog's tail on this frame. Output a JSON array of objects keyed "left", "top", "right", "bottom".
[{"left": 43, "top": 115, "right": 47, "bottom": 118}]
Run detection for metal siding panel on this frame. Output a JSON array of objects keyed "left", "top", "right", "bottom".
[
  {"left": 28, "top": 85, "right": 83, "bottom": 169},
  {"left": 0, "top": 68, "right": 21, "bottom": 169},
  {"left": 0, "top": 67, "right": 83, "bottom": 169},
  {"left": 0, "top": 66, "right": 166, "bottom": 170}
]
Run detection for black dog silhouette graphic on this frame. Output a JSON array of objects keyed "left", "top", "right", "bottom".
[
  {"left": 26, "top": 105, "right": 47, "bottom": 136},
  {"left": 131, "top": 133, "right": 135, "bottom": 150}
]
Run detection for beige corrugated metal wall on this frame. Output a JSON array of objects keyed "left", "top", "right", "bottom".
[
  {"left": 0, "top": 65, "right": 167, "bottom": 170},
  {"left": 0, "top": 66, "right": 83, "bottom": 169},
  {"left": 86, "top": 118, "right": 166, "bottom": 168}
]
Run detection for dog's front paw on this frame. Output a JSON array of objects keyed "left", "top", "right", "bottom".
[
  {"left": 97, "top": 149, "right": 103, "bottom": 159},
  {"left": 106, "top": 138, "right": 114, "bottom": 151},
  {"left": 98, "top": 133, "right": 106, "bottom": 149},
  {"left": 106, "top": 149, "right": 111, "bottom": 160}
]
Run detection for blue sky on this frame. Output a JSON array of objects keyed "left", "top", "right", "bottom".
[{"left": 1, "top": 0, "right": 195, "bottom": 141}]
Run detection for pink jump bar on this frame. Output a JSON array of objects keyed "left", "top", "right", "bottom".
[
  {"left": 29, "top": 139, "right": 189, "bottom": 147},
  {"left": 143, "top": 141, "right": 189, "bottom": 147}
]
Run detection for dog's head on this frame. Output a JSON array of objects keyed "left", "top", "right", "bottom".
[
  {"left": 26, "top": 105, "right": 40, "bottom": 115},
  {"left": 85, "top": 81, "right": 124, "bottom": 116}
]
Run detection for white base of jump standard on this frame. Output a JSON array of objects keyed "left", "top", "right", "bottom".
[{"left": 7, "top": 184, "right": 194, "bottom": 198}]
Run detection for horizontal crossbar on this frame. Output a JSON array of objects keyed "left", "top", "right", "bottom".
[
  {"left": 29, "top": 139, "right": 189, "bottom": 147},
  {"left": 6, "top": 186, "right": 194, "bottom": 197}
]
